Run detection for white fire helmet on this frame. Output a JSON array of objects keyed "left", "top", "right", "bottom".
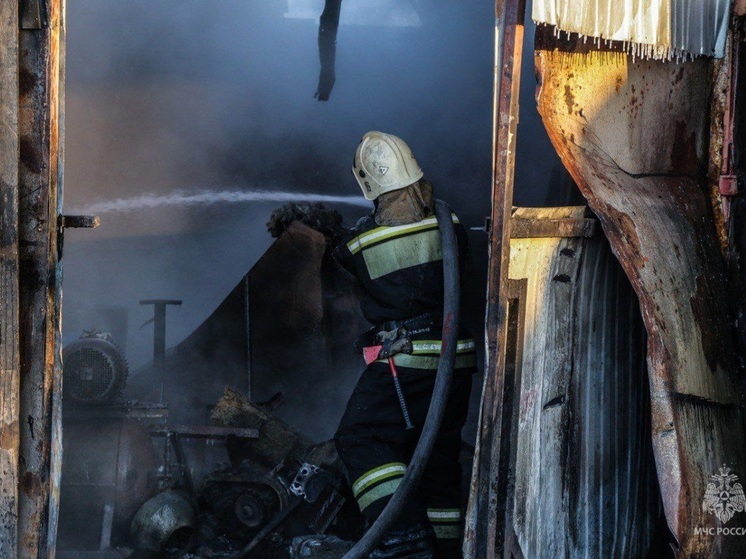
[{"left": 352, "top": 131, "right": 424, "bottom": 200}]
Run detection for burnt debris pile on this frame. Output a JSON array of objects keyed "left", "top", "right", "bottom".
[{"left": 57, "top": 209, "right": 369, "bottom": 559}]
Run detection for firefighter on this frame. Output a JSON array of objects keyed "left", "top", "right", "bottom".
[{"left": 332, "top": 131, "right": 477, "bottom": 559}]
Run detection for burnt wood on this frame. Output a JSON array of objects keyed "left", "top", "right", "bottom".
[
  {"left": 0, "top": 0, "right": 20, "bottom": 554},
  {"left": 17, "top": 0, "right": 65, "bottom": 556}
]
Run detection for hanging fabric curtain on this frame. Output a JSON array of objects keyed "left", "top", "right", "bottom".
[{"left": 532, "top": 0, "right": 730, "bottom": 60}]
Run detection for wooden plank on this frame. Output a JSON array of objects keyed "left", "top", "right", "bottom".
[
  {"left": 0, "top": 0, "right": 20, "bottom": 555},
  {"left": 499, "top": 280, "right": 526, "bottom": 559},
  {"left": 47, "top": 3, "right": 66, "bottom": 555},
  {"left": 510, "top": 217, "right": 597, "bottom": 239},
  {"left": 510, "top": 207, "right": 597, "bottom": 239},
  {"left": 508, "top": 236, "right": 582, "bottom": 558},
  {"left": 17, "top": 0, "right": 65, "bottom": 556},
  {"left": 464, "top": 1, "right": 525, "bottom": 557}
]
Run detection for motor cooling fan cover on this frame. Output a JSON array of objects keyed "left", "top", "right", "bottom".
[{"left": 63, "top": 336, "right": 128, "bottom": 404}]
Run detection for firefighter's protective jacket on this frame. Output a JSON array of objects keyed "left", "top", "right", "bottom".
[{"left": 332, "top": 211, "right": 469, "bottom": 325}]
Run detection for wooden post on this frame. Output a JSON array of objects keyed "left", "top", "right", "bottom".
[
  {"left": 17, "top": 0, "right": 66, "bottom": 557},
  {"left": 464, "top": 1, "right": 525, "bottom": 558},
  {"left": 0, "top": 1, "right": 20, "bottom": 556}
]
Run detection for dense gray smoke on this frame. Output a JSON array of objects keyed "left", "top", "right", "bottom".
[{"left": 62, "top": 0, "right": 562, "bottom": 407}]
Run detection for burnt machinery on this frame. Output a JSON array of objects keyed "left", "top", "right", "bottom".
[
  {"left": 59, "top": 332, "right": 360, "bottom": 558},
  {"left": 59, "top": 331, "right": 162, "bottom": 554},
  {"left": 197, "top": 456, "right": 357, "bottom": 558},
  {"left": 63, "top": 330, "right": 129, "bottom": 405}
]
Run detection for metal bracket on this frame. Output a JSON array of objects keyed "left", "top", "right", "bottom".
[
  {"left": 60, "top": 215, "right": 100, "bottom": 229},
  {"left": 719, "top": 175, "right": 738, "bottom": 197},
  {"left": 20, "top": 0, "right": 49, "bottom": 30},
  {"left": 57, "top": 214, "right": 100, "bottom": 260},
  {"left": 289, "top": 463, "right": 320, "bottom": 501},
  {"left": 719, "top": 175, "right": 739, "bottom": 224}
]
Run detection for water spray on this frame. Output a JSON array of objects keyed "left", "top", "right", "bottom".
[{"left": 70, "top": 189, "right": 371, "bottom": 214}]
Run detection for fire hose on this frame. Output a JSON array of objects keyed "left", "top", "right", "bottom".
[{"left": 341, "top": 198, "right": 461, "bottom": 559}]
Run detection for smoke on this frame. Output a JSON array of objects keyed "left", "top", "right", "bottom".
[
  {"left": 60, "top": 0, "right": 565, "bottom": 448},
  {"left": 72, "top": 189, "right": 371, "bottom": 214}
]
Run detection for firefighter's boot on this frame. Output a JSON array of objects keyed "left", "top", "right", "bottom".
[
  {"left": 290, "top": 535, "right": 354, "bottom": 558},
  {"left": 368, "top": 524, "right": 436, "bottom": 559}
]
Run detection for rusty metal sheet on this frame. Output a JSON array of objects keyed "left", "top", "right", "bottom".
[
  {"left": 59, "top": 419, "right": 157, "bottom": 551},
  {"left": 536, "top": 39, "right": 746, "bottom": 557},
  {"left": 507, "top": 213, "right": 660, "bottom": 557}
]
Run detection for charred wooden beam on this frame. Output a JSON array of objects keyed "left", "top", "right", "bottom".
[
  {"left": 0, "top": 0, "right": 20, "bottom": 554},
  {"left": 315, "top": 0, "right": 341, "bottom": 101},
  {"left": 535, "top": 30, "right": 746, "bottom": 557},
  {"left": 17, "top": 0, "right": 65, "bottom": 556},
  {"left": 464, "top": 1, "right": 526, "bottom": 558}
]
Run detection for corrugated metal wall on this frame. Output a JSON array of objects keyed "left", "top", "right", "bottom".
[
  {"left": 532, "top": 0, "right": 730, "bottom": 59},
  {"left": 504, "top": 207, "right": 661, "bottom": 558}
]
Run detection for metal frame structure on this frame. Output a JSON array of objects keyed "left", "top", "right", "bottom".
[{"left": 464, "top": 1, "right": 525, "bottom": 557}]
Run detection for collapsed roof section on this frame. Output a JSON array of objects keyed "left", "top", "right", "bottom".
[{"left": 532, "top": 0, "right": 731, "bottom": 60}]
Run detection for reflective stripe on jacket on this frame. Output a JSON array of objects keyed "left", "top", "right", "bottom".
[{"left": 333, "top": 211, "right": 468, "bottom": 325}]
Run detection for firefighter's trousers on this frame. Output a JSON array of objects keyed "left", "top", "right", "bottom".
[{"left": 334, "top": 360, "right": 473, "bottom": 558}]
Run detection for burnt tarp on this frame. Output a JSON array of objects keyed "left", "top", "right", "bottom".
[
  {"left": 535, "top": 31, "right": 746, "bottom": 557},
  {"left": 127, "top": 221, "right": 367, "bottom": 440}
]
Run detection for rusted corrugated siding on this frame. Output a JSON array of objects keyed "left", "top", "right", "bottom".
[
  {"left": 505, "top": 207, "right": 659, "bottom": 558},
  {"left": 532, "top": 0, "right": 730, "bottom": 59}
]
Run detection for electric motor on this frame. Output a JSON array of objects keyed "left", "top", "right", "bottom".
[{"left": 63, "top": 332, "right": 128, "bottom": 405}]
